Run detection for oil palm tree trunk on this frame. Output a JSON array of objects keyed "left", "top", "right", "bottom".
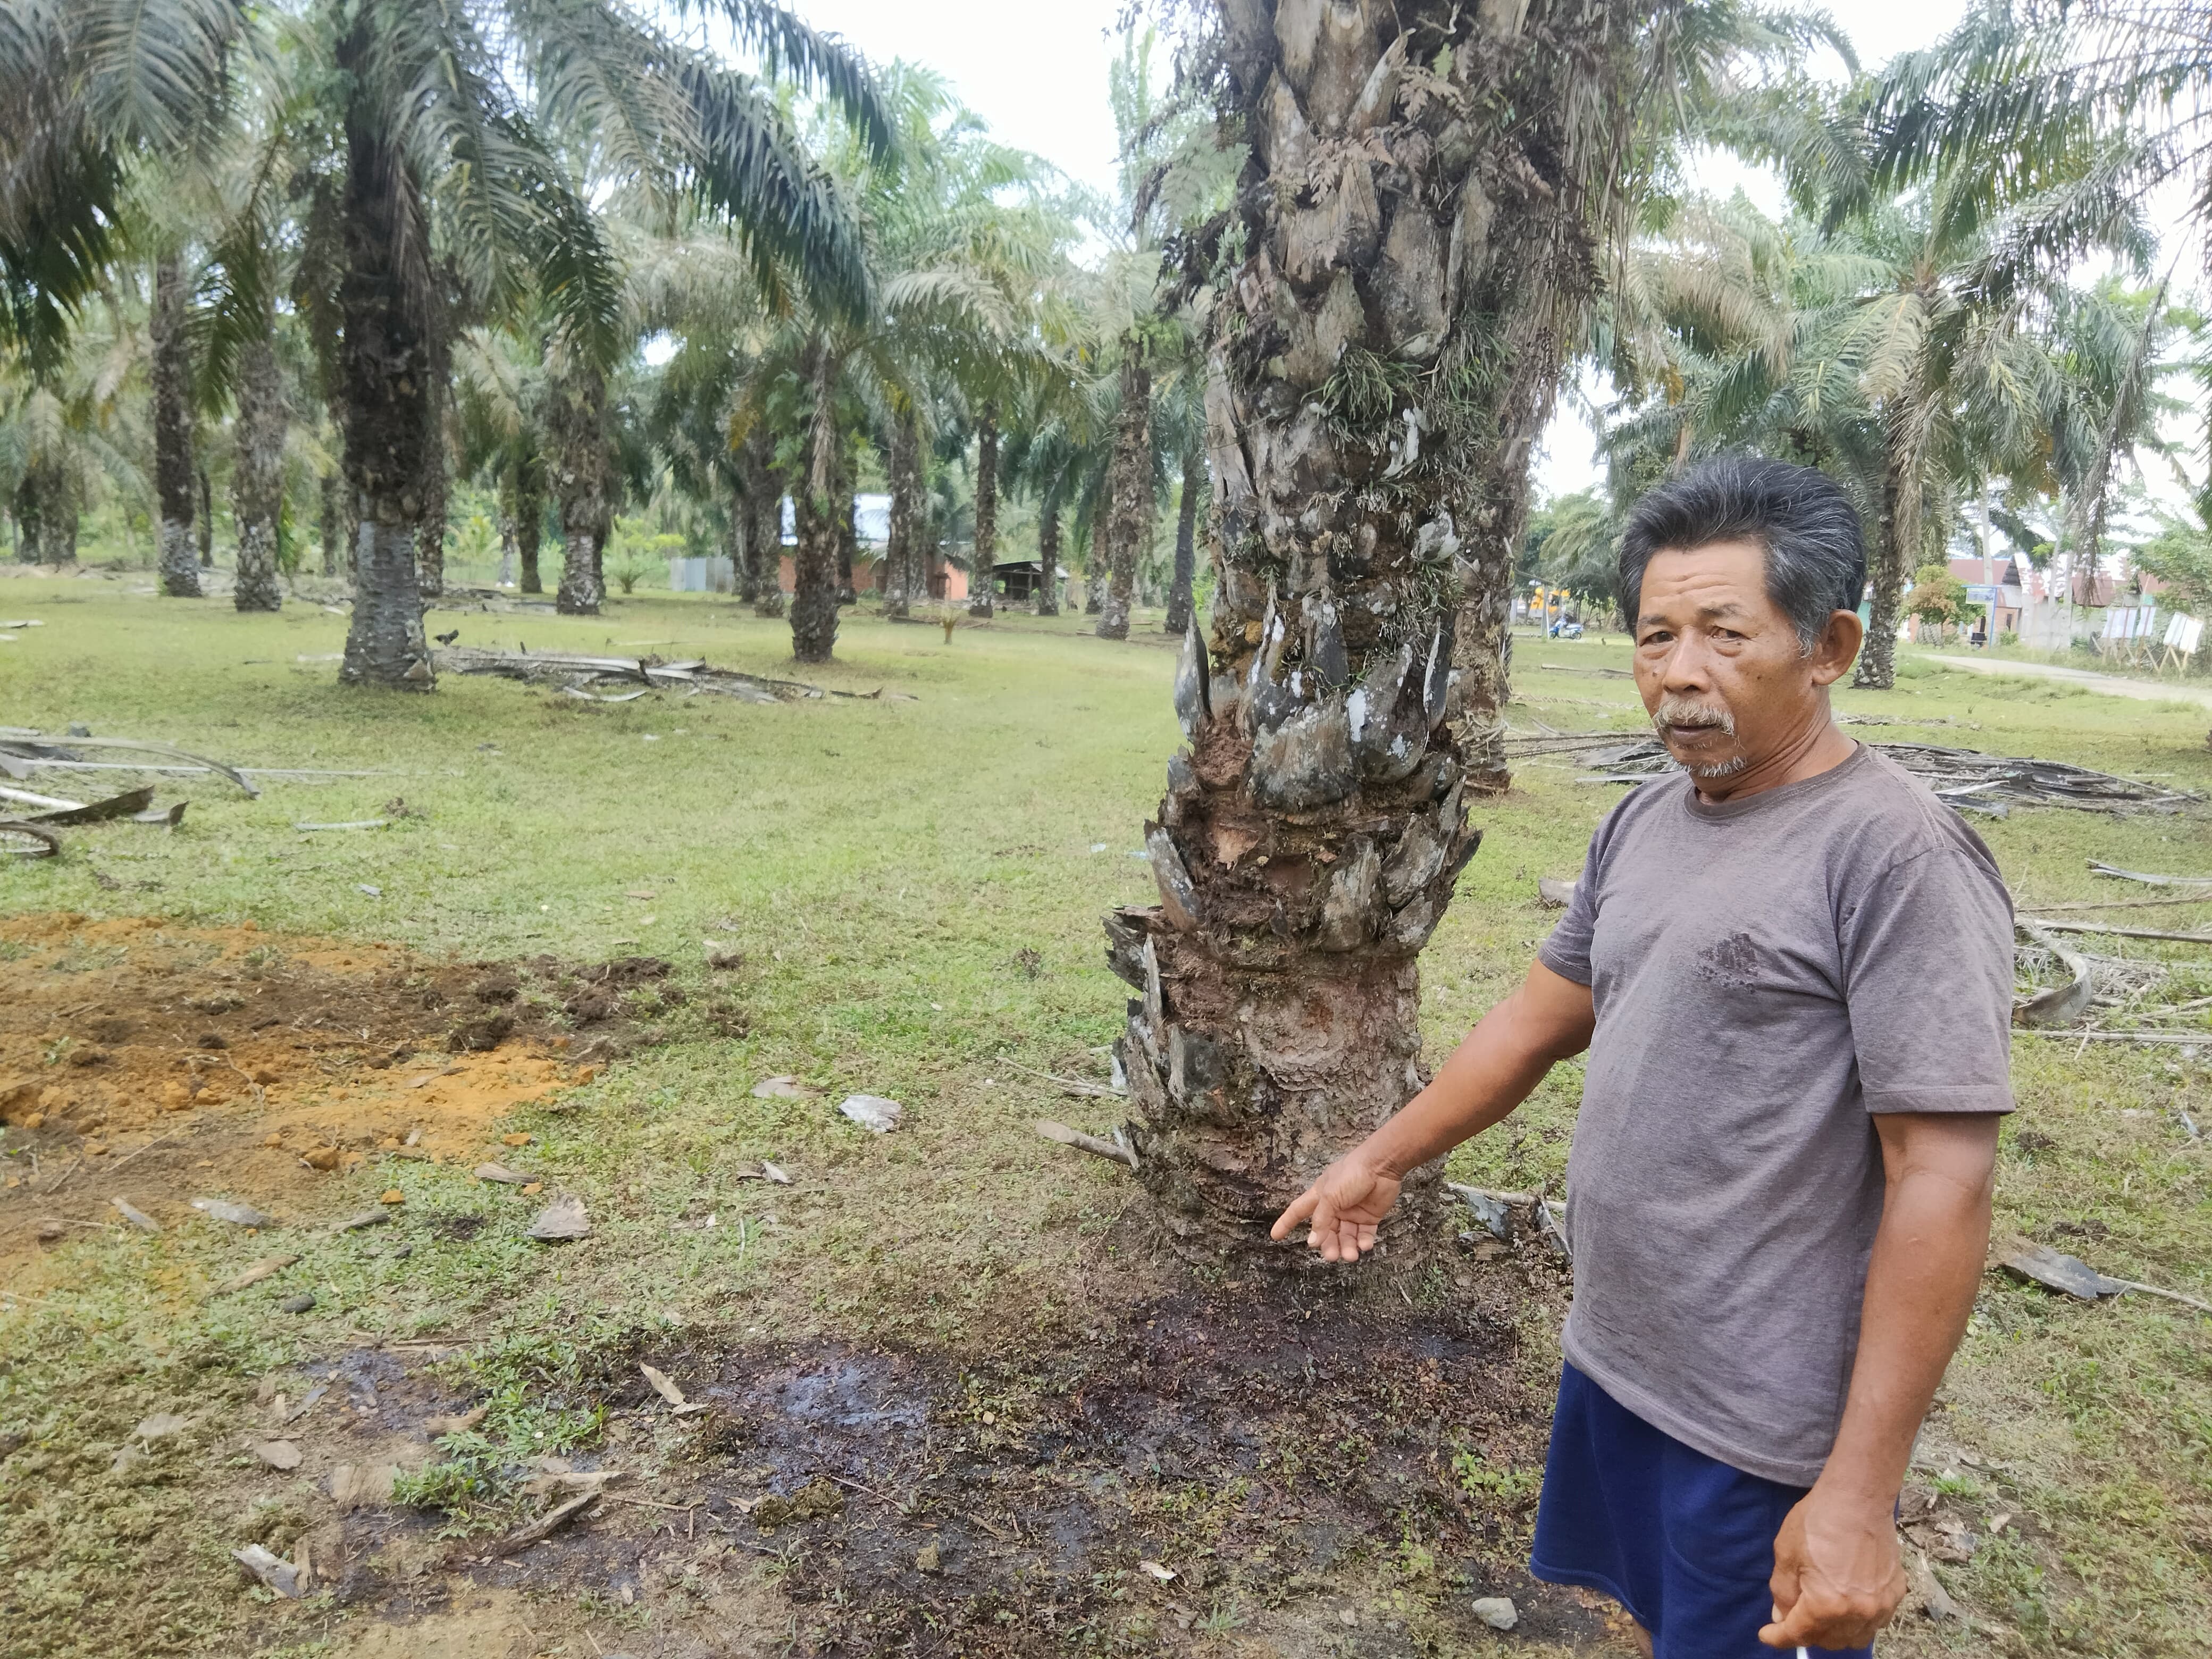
[
  {"left": 230, "top": 334, "right": 286, "bottom": 613},
  {"left": 1096, "top": 354, "right": 1150, "bottom": 640},
  {"left": 1107, "top": 0, "right": 1638, "bottom": 1261},
  {"left": 417, "top": 397, "right": 449, "bottom": 598},
  {"left": 833, "top": 437, "right": 858, "bottom": 604},
  {"left": 789, "top": 343, "right": 842, "bottom": 661},
  {"left": 195, "top": 464, "right": 214, "bottom": 566},
  {"left": 731, "top": 489, "right": 757, "bottom": 604},
  {"left": 515, "top": 457, "right": 544, "bottom": 594},
  {"left": 884, "top": 410, "right": 920, "bottom": 618},
  {"left": 9, "top": 481, "right": 32, "bottom": 562},
  {"left": 969, "top": 401, "right": 999, "bottom": 617},
  {"left": 740, "top": 432, "right": 781, "bottom": 613},
  {"left": 319, "top": 469, "right": 341, "bottom": 577},
  {"left": 1035, "top": 498, "right": 1061, "bottom": 615},
  {"left": 334, "top": 98, "right": 434, "bottom": 689},
  {"left": 17, "top": 455, "right": 77, "bottom": 564},
  {"left": 1854, "top": 442, "right": 1910, "bottom": 689},
  {"left": 552, "top": 360, "right": 609, "bottom": 616},
  {"left": 152, "top": 255, "right": 201, "bottom": 598},
  {"left": 1163, "top": 445, "right": 1201, "bottom": 633}
]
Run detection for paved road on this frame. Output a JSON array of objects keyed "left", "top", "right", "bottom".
[{"left": 1925, "top": 654, "right": 2212, "bottom": 712}]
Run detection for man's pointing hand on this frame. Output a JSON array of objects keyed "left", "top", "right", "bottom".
[{"left": 1270, "top": 1155, "right": 1403, "bottom": 1262}]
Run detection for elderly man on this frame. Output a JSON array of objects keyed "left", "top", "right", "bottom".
[{"left": 1272, "top": 457, "right": 2013, "bottom": 1656}]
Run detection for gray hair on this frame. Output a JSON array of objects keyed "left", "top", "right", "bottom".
[{"left": 1617, "top": 456, "right": 1867, "bottom": 652}]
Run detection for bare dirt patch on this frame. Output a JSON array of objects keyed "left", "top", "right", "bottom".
[{"left": 0, "top": 914, "right": 717, "bottom": 1270}]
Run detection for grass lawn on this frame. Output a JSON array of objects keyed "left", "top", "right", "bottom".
[{"left": 1, "top": 573, "right": 2208, "bottom": 1658}]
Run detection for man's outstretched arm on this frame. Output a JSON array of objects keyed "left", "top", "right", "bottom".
[
  {"left": 1759, "top": 1111, "right": 2000, "bottom": 1650},
  {"left": 1271, "top": 959, "right": 1595, "bottom": 1262}
]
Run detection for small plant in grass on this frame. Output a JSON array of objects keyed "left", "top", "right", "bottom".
[
  {"left": 1451, "top": 1441, "right": 1538, "bottom": 1510},
  {"left": 390, "top": 1429, "right": 509, "bottom": 1523},
  {"left": 607, "top": 551, "right": 658, "bottom": 595}
]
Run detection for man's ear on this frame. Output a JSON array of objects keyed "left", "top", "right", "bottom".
[{"left": 1809, "top": 608, "right": 1864, "bottom": 687}]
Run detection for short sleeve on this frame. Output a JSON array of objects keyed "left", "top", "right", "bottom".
[
  {"left": 1841, "top": 844, "right": 2016, "bottom": 1115},
  {"left": 1538, "top": 811, "right": 1619, "bottom": 987}
]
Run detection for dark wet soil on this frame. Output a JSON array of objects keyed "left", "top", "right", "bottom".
[{"left": 367, "top": 1278, "right": 1609, "bottom": 1656}]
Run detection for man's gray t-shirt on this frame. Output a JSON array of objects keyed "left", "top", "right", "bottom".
[{"left": 1538, "top": 743, "right": 2014, "bottom": 1487}]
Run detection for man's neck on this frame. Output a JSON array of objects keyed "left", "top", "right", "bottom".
[{"left": 1695, "top": 706, "right": 1855, "bottom": 805}]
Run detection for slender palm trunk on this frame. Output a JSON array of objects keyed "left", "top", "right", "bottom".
[
  {"left": 741, "top": 433, "right": 781, "bottom": 614},
  {"left": 417, "top": 355, "right": 450, "bottom": 599},
  {"left": 1097, "top": 354, "right": 1151, "bottom": 640},
  {"left": 1035, "top": 499, "right": 1061, "bottom": 615},
  {"left": 833, "top": 438, "right": 858, "bottom": 605},
  {"left": 734, "top": 438, "right": 763, "bottom": 605},
  {"left": 1163, "top": 446, "right": 1200, "bottom": 633},
  {"left": 1109, "top": 0, "right": 1620, "bottom": 1261},
  {"left": 732, "top": 490, "right": 759, "bottom": 603},
  {"left": 884, "top": 411, "right": 920, "bottom": 618},
  {"left": 152, "top": 255, "right": 200, "bottom": 597},
  {"left": 788, "top": 343, "right": 841, "bottom": 660},
  {"left": 497, "top": 511, "right": 517, "bottom": 586},
  {"left": 195, "top": 464, "right": 214, "bottom": 566},
  {"left": 230, "top": 334, "right": 287, "bottom": 613},
  {"left": 515, "top": 460, "right": 543, "bottom": 594},
  {"left": 319, "top": 469, "right": 341, "bottom": 577},
  {"left": 335, "top": 44, "right": 434, "bottom": 690},
  {"left": 751, "top": 478, "right": 786, "bottom": 617},
  {"left": 969, "top": 402, "right": 999, "bottom": 617},
  {"left": 1854, "top": 440, "right": 1912, "bottom": 689},
  {"left": 551, "top": 359, "right": 608, "bottom": 616},
  {"left": 15, "top": 455, "right": 77, "bottom": 564},
  {"left": 417, "top": 458, "right": 447, "bottom": 597}
]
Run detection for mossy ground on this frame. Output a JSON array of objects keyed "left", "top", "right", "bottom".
[{"left": 1, "top": 574, "right": 2207, "bottom": 1657}]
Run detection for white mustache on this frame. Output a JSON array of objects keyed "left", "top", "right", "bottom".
[{"left": 1653, "top": 696, "right": 1735, "bottom": 736}]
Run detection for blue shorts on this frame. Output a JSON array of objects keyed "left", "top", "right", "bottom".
[{"left": 1530, "top": 1363, "right": 1874, "bottom": 1659}]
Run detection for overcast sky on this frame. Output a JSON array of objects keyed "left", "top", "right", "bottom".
[{"left": 786, "top": 0, "right": 2190, "bottom": 500}]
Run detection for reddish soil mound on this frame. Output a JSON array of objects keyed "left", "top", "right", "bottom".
[{"left": 0, "top": 915, "right": 675, "bottom": 1266}]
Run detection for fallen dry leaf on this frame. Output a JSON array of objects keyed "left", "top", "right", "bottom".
[{"left": 215, "top": 1254, "right": 299, "bottom": 1295}]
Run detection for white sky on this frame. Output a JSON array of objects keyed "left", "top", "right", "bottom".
[{"left": 789, "top": 0, "right": 2195, "bottom": 501}]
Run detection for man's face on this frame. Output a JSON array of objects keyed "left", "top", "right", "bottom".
[{"left": 1631, "top": 538, "right": 1847, "bottom": 781}]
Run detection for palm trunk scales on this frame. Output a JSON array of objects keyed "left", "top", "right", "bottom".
[
  {"left": 552, "top": 360, "right": 609, "bottom": 617},
  {"left": 334, "top": 90, "right": 434, "bottom": 689},
  {"left": 1095, "top": 354, "right": 1150, "bottom": 640},
  {"left": 1035, "top": 500, "right": 1061, "bottom": 615},
  {"left": 1164, "top": 447, "right": 1201, "bottom": 634},
  {"left": 152, "top": 255, "right": 200, "bottom": 598},
  {"left": 230, "top": 335, "right": 287, "bottom": 613},
  {"left": 884, "top": 411, "right": 921, "bottom": 618},
  {"left": 970, "top": 403, "right": 999, "bottom": 617},
  {"left": 787, "top": 344, "right": 842, "bottom": 661},
  {"left": 1103, "top": 0, "right": 1624, "bottom": 1260}
]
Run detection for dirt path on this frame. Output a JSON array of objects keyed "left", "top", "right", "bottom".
[{"left": 1927, "top": 653, "right": 2212, "bottom": 710}]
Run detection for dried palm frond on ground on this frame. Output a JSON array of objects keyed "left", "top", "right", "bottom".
[
  {"left": 1573, "top": 738, "right": 2198, "bottom": 815},
  {"left": 431, "top": 647, "right": 893, "bottom": 705}
]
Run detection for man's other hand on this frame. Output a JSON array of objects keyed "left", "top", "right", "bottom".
[
  {"left": 1759, "top": 1486, "right": 1907, "bottom": 1649},
  {"left": 1269, "top": 1155, "right": 1403, "bottom": 1262}
]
